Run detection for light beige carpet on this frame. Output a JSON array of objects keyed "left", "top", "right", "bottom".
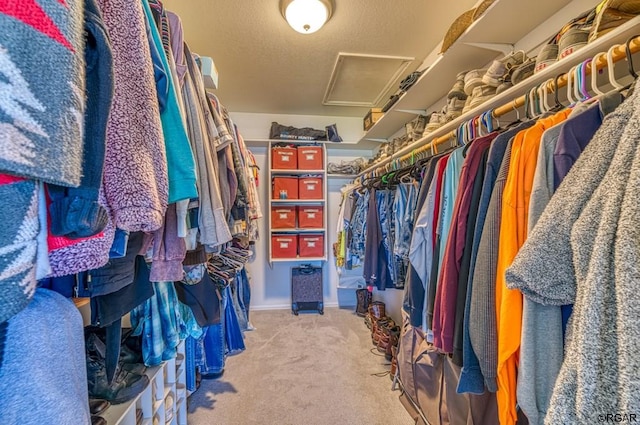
[{"left": 187, "top": 307, "right": 413, "bottom": 425}]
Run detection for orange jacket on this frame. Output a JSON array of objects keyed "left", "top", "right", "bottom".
[{"left": 495, "top": 110, "right": 570, "bottom": 425}]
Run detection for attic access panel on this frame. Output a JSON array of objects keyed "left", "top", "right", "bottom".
[{"left": 323, "top": 52, "right": 414, "bottom": 107}]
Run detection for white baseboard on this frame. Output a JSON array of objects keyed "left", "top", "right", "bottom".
[{"left": 250, "top": 302, "right": 341, "bottom": 311}]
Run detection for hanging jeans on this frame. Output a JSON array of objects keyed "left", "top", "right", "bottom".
[
  {"left": 237, "top": 268, "right": 251, "bottom": 323},
  {"left": 230, "top": 275, "right": 248, "bottom": 332},
  {"left": 224, "top": 285, "right": 245, "bottom": 354},
  {"left": 378, "top": 189, "right": 397, "bottom": 288},
  {"left": 185, "top": 336, "right": 197, "bottom": 392},
  {"left": 394, "top": 182, "right": 419, "bottom": 289},
  {"left": 195, "top": 285, "right": 227, "bottom": 375}
]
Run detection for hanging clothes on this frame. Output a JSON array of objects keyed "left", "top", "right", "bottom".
[
  {"left": 506, "top": 86, "right": 640, "bottom": 423},
  {"left": 434, "top": 132, "right": 496, "bottom": 359}
]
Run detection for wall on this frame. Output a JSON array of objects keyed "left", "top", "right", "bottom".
[{"left": 244, "top": 146, "right": 369, "bottom": 311}]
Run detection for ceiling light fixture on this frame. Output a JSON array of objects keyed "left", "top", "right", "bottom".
[{"left": 280, "top": 0, "right": 333, "bottom": 34}]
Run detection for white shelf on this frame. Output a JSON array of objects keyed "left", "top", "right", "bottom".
[
  {"left": 356, "top": 14, "right": 640, "bottom": 178},
  {"left": 103, "top": 364, "right": 164, "bottom": 425},
  {"left": 271, "top": 257, "right": 328, "bottom": 262},
  {"left": 358, "top": 0, "right": 588, "bottom": 143},
  {"left": 327, "top": 174, "right": 358, "bottom": 179},
  {"left": 271, "top": 228, "right": 325, "bottom": 233},
  {"left": 245, "top": 138, "right": 381, "bottom": 150},
  {"left": 270, "top": 169, "right": 326, "bottom": 175},
  {"left": 101, "top": 339, "right": 189, "bottom": 425},
  {"left": 153, "top": 397, "right": 163, "bottom": 414},
  {"left": 270, "top": 199, "right": 325, "bottom": 204}
]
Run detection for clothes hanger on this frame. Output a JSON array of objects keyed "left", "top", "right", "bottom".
[
  {"left": 509, "top": 98, "right": 522, "bottom": 125},
  {"left": 578, "top": 59, "right": 593, "bottom": 102},
  {"left": 540, "top": 79, "right": 553, "bottom": 113},
  {"left": 621, "top": 35, "right": 639, "bottom": 95},
  {"left": 481, "top": 110, "right": 494, "bottom": 133},
  {"left": 552, "top": 73, "right": 566, "bottom": 111},
  {"left": 566, "top": 65, "right": 577, "bottom": 106},
  {"left": 625, "top": 35, "right": 639, "bottom": 79},
  {"left": 524, "top": 90, "right": 533, "bottom": 120},
  {"left": 606, "top": 44, "right": 626, "bottom": 91},
  {"left": 591, "top": 52, "right": 607, "bottom": 97},
  {"left": 529, "top": 86, "right": 541, "bottom": 118},
  {"left": 456, "top": 123, "right": 465, "bottom": 147},
  {"left": 573, "top": 63, "right": 583, "bottom": 103}
]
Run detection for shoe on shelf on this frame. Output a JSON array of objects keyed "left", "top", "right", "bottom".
[
  {"left": 482, "top": 60, "right": 507, "bottom": 87},
  {"left": 89, "top": 399, "right": 110, "bottom": 416},
  {"left": 496, "top": 78, "right": 513, "bottom": 95},
  {"left": 445, "top": 97, "right": 466, "bottom": 122},
  {"left": 423, "top": 111, "right": 445, "bottom": 135},
  {"left": 87, "top": 355, "right": 150, "bottom": 404},
  {"left": 557, "top": 27, "right": 589, "bottom": 60},
  {"left": 464, "top": 69, "right": 485, "bottom": 96},
  {"left": 589, "top": 2, "right": 640, "bottom": 41},
  {"left": 463, "top": 84, "right": 497, "bottom": 114},
  {"left": 482, "top": 51, "right": 526, "bottom": 87},
  {"left": 447, "top": 71, "right": 468, "bottom": 100},
  {"left": 511, "top": 57, "right": 536, "bottom": 86},
  {"left": 535, "top": 43, "right": 559, "bottom": 74},
  {"left": 91, "top": 416, "right": 107, "bottom": 425}
]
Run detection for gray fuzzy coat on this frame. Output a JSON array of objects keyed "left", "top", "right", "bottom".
[{"left": 506, "top": 86, "right": 640, "bottom": 424}]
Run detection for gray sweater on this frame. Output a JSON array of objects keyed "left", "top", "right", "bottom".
[
  {"left": 0, "top": 289, "right": 90, "bottom": 424},
  {"left": 506, "top": 86, "right": 640, "bottom": 423},
  {"left": 517, "top": 123, "right": 564, "bottom": 425}
]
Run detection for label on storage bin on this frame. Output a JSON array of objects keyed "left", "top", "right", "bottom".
[
  {"left": 280, "top": 242, "right": 289, "bottom": 248},
  {"left": 307, "top": 242, "right": 316, "bottom": 247},
  {"left": 281, "top": 155, "right": 290, "bottom": 161},
  {"left": 279, "top": 213, "right": 288, "bottom": 219},
  {"left": 307, "top": 213, "right": 316, "bottom": 218},
  {"left": 305, "top": 154, "right": 314, "bottom": 160},
  {"left": 306, "top": 183, "right": 316, "bottom": 190}
]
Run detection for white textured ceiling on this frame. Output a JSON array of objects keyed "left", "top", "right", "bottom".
[{"left": 162, "top": 0, "right": 480, "bottom": 117}]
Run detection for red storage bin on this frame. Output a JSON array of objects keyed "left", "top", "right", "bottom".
[
  {"left": 271, "top": 147, "right": 297, "bottom": 169},
  {"left": 298, "top": 176, "right": 323, "bottom": 199},
  {"left": 297, "top": 146, "right": 323, "bottom": 170},
  {"left": 298, "top": 206, "right": 323, "bottom": 229},
  {"left": 271, "top": 206, "right": 296, "bottom": 229},
  {"left": 299, "top": 234, "right": 324, "bottom": 258},
  {"left": 272, "top": 176, "right": 298, "bottom": 199},
  {"left": 272, "top": 234, "right": 298, "bottom": 258}
]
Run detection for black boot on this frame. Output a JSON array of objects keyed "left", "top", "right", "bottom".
[
  {"left": 86, "top": 354, "right": 149, "bottom": 404},
  {"left": 355, "top": 288, "right": 371, "bottom": 317}
]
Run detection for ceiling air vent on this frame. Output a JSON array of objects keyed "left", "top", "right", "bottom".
[{"left": 322, "top": 52, "right": 414, "bottom": 107}]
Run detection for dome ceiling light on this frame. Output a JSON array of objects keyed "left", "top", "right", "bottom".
[{"left": 280, "top": 0, "right": 334, "bottom": 34}]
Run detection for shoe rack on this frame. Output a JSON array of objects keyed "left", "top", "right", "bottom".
[{"left": 102, "top": 339, "right": 188, "bottom": 425}]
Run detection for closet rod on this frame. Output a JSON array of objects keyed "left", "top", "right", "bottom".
[{"left": 357, "top": 35, "right": 640, "bottom": 181}]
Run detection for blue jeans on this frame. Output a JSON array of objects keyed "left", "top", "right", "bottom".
[
  {"left": 224, "top": 285, "right": 245, "bottom": 354},
  {"left": 231, "top": 275, "right": 248, "bottom": 332},
  {"left": 377, "top": 190, "right": 397, "bottom": 288},
  {"left": 394, "top": 182, "right": 419, "bottom": 259},
  {"left": 238, "top": 269, "right": 251, "bottom": 322},
  {"left": 195, "top": 286, "right": 227, "bottom": 375}
]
